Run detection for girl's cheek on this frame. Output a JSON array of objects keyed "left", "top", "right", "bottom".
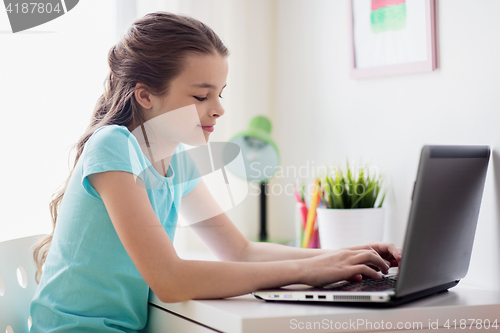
[{"left": 197, "top": 109, "right": 207, "bottom": 118}]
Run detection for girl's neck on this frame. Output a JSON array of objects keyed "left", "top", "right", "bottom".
[
  {"left": 130, "top": 124, "right": 180, "bottom": 178},
  {"left": 145, "top": 141, "right": 179, "bottom": 178}
]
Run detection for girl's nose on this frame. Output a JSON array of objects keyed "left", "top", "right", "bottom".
[{"left": 210, "top": 103, "right": 225, "bottom": 118}]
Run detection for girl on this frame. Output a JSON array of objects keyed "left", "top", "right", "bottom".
[{"left": 30, "top": 11, "right": 401, "bottom": 332}]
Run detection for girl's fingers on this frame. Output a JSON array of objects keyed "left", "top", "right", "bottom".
[
  {"left": 362, "top": 241, "right": 403, "bottom": 262},
  {"left": 351, "top": 250, "right": 390, "bottom": 274},
  {"left": 383, "top": 242, "right": 402, "bottom": 261},
  {"left": 347, "top": 274, "right": 362, "bottom": 282},
  {"left": 350, "top": 264, "right": 382, "bottom": 280},
  {"left": 310, "top": 246, "right": 399, "bottom": 286}
]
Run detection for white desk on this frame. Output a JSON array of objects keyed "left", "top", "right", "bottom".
[{"left": 142, "top": 285, "right": 500, "bottom": 333}]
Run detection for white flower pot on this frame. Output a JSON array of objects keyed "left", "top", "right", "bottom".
[{"left": 317, "top": 207, "right": 385, "bottom": 250}]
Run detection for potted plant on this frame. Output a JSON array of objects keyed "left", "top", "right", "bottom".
[{"left": 316, "top": 161, "right": 386, "bottom": 249}]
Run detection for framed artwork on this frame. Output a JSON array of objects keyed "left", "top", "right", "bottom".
[{"left": 349, "top": 0, "right": 437, "bottom": 79}]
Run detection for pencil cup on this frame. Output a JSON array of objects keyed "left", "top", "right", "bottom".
[{"left": 317, "top": 207, "right": 385, "bottom": 250}]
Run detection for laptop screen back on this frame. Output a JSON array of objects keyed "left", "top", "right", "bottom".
[{"left": 396, "top": 145, "right": 490, "bottom": 297}]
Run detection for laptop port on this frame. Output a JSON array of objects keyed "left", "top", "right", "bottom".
[
  {"left": 305, "top": 295, "right": 314, "bottom": 299},
  {"left": 318, "top": 295, "right": 326, "bottom": 299}
]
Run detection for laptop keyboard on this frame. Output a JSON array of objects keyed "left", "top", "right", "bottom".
[{"left": 324, "top": 274, "right": 398, "bottom": 292}]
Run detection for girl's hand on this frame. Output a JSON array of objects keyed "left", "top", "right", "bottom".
[
  {"left": 299, "top": 242, "right": 402, "bottom": 287},
  {"left": 343, "top": 241, "right": 402, "bottom": 282},
  {"left": 350, "top": 241, "right": 402, "bottom": 267}
]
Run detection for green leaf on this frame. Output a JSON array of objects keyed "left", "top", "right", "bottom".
[
  {"left": 378, "top": 192, "right": 386, "bottom": 208},
  {"left": 351, "top": 182, "right": 377, "bottom": 208},
  {"left": 316, "top": 159, "right": 387, "bottom": 209}
]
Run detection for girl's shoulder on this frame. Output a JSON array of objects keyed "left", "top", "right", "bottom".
[
  {"left": 81, "top": 125, "right": 150, "bottom": 184},
  {"left": 82, "top": 124, "right": 143, "bottom": 162},
  {"left": 90, "top": 124, "right": 131, "bottom": 140},
  {"left": 85, "top": 125, "right": 136, "bottom": 149}
]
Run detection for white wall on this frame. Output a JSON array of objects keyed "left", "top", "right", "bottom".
[
  {"left": 270, "top": 0, "right": 500, "bottom": 290},
  {"left": 0, "top": 0, "right": 116, "bottom": 242}
]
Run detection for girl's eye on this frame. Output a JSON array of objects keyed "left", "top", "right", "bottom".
[{"left": 194, "top": 95, "right": 224, "bottom": 101}]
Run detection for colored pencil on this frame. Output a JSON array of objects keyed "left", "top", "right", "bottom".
[
  {"left": 293, "top": 184, "right": 308, "bottom": 246},
  {"left": 301, "top": 179, "right": 320, "bottom": 248}
]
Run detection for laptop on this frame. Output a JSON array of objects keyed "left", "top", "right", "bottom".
[{"left": 253, "top": 145, "right": 490, "bottom": 307}]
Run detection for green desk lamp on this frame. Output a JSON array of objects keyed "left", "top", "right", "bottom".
[{"left": 225, "top": 115, "right": 280, "bottom": 241}]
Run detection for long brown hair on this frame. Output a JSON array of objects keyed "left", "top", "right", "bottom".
[{"left": 33, "top": 11, "right": 229, "bottom": 284}]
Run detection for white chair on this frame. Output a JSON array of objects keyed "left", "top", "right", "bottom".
[{"left": 0, "top": 234, "right": 47, "bottom": 333}]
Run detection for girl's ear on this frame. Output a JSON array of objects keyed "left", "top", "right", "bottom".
[{"left": 134, "top": 83, "right": 154, "bottom": 110}]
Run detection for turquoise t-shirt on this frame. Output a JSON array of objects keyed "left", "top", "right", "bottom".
[{"left": 30, "top": 125, "right": 200, "bottom": 332}]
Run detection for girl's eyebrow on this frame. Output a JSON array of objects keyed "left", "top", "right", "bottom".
[{"left": 192, "top": 83, "right": 227, "bottom": 90}]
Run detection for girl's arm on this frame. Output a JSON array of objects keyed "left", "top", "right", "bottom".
[
  {"left": 181, "top": 180, "right": 402, "bottom": 264},
  {"left": 89, "top": 171, "right": 392, "bottom": 303}
]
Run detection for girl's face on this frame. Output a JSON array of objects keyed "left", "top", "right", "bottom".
[{"left": 137, "top": 53, "right": 228, "bottom": 146}]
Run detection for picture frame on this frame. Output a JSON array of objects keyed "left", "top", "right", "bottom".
[{"left": 349, "top": 0, "right": 437, "bottom": 79}]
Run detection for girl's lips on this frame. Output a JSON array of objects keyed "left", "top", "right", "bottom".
[{"left": 201, "top": 125, "right": 214, "bottom": 132}]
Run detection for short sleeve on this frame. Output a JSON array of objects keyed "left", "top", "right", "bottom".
[
  {"left": 173, "top": 143, "right": 201, "bottom": 197},
  {"left": 81, "top": 125, "right": 146, "bottom": 200}
]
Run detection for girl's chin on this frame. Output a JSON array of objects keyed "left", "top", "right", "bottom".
[{"left": 190, "top": 136, "right": 209, "bottom": 146}]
